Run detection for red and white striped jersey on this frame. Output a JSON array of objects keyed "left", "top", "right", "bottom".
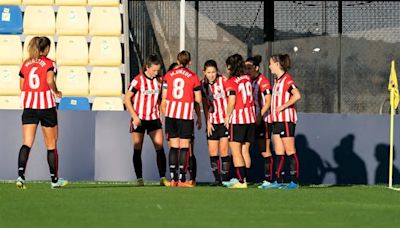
[
  {"left": 20, "top": 56, "right": 56, "bottom": 109},
  {"left": 129, "top": 73, "right": 162, "bottom": 120},
  {"left": 201, "top": 75, "right": 227, "bottom": 124},
  {"left": 271, "top": 72, "right": 298, "bottom": 123},
  {"left": 252, "top": 73, "right": 272, "bottom": 123},
  {"left": 225, "top": 75, "right": 256, "bottom": 124},
  {"left": 163, "top": 67, "right": 201, "bottom": 120}
]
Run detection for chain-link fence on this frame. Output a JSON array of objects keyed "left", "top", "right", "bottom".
[{"left": 129, "top": 1, "right": 400, "bottom": 114}]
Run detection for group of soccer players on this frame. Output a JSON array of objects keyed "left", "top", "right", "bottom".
[
  {"left": 126, "top": 50, "right": 301, "bottom": 189},
  {"left": 15, "top": 36, "right": 300, "bottom": 190}
]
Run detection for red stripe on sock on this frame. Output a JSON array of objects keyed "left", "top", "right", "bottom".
[
  {"left": 236, "top": 167, "right": 242, "bottom": 182},
  {"left": 293, "top": 153, "right": 299, "bottom": 178},
  {"left": 217, "top": 159, "right": 221, "bottom": 175},
  {"left": 277, "top": 156, "right": 284, "bottom": 177},
  {"left": 269, "top": 156, "right": 273, "bottom": 181},
  {"left": 184, "top": 150, "right": 189, "bottom": 173}
]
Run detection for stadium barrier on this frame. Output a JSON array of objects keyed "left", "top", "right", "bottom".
[{"left": 0, "top": 111, "right": 399, "bottom": 185}]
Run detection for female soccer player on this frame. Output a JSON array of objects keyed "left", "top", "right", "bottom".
[
  {"left": 165, "top": 61, "right": 201, "bottom": 187},
  {"left": 223, "top": 54, "right": 256, "bottom": 189},
  {"left": 269, "top": 54, "right": 301, "bottom": 189},
  {"left": 16, "top": 36, "right": 67, "bottom": 189},
  {"left": 201, "top": 60, "right": 230, "bottom": 186},
  {"left": 161, "top": 51, "right": 202, "bottom": 187},
  {"left": 244, "top": 56, "right": 275, "bottom": 189},
  {"left": 125, "top": 54, "right": 169, "bottom": 187}
]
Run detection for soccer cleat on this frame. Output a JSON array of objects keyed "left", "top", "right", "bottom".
[
  {"left": 258, "top": 180, "right": 282, "bottom": 189},
  {"left": 16, "top": 176, "right": 27, "bottom": 190},
  {"left": 135, "top": 178, "right": 145, "bottom": 187},
  {"left": 51, "top": 178, "right": 68, "bottom": 189},
  {"left": 228, "top": 181, "right": 247, "bottom": 189},
  {"left": 222, "top": 178, "right": 239, "bottom": 187},
  {"left": 169, "top": 180, "right": 178, "bottom": 187},
  {"left": 282, "top": 181, "right": 299, "bottom": 190},
  {"left": 187, "top": 180, "right": 196, "bottom": 187},
  {"left": 160, "top": 177, "right": 170, "bottom": 187},
  {"left": 177, "top": 181, "right": 194, "bottom": 188}
]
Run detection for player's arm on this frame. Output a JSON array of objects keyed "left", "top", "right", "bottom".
[
  {"left": 194, "top": 87, "right": 202, "bottom": 130},
  {"left": 260, "top": 92, "right": 272, "bottom": 117},
  {"left": 160, "top": 83, "right": 168, "bottom": 116},
  {"left": 224, "top": 90, "right": 236, "bottom": 128},
  {"left": 276, "top": 85, "right": 301, "bottom": 113},
  {"left": 124, "top": 90, "right": 140, "bottom": 118},
  {"left": 19, "top": 78, "right": 24, "bottom": 90},
  {"left": 47, "top": 70, "right": 62, "bottom": 98}
]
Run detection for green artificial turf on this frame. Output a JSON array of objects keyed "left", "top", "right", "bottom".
[{"left": 1, "top": 182, "right": 400, "bottom": 228}]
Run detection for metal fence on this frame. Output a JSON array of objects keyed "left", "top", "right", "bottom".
[{"left": 128, "top": 1, "right": 400, "bottom": 114}]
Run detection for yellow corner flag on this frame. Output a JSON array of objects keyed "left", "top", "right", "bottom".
[
  {"left": 388, "top": 60, "right": 399, "bottom": 189},
  {"left": 389, "top": 60, "right": 399, "bottom": 109}
]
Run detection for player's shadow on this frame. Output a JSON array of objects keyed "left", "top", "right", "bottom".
[
  {"left": 295, "top": 134, "right": 326, "bottom": 185},
  {"left": 375, "top": 143, "right": 400, "bottom": 185},
  {"left": 325, "top": 134, "right": 368, "bottom": 185}
]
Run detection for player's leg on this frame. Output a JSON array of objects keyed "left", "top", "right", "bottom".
[
  {"left": 208, "top": 139, "right": 221, "bottom": 185},
  {"left": 241, "top": 124, "right": 254, "bottom": 183},
  {"left": 40, "top": 108, "right": 67, "bottom": 189},
  {"left": 188, "top": 139, "right": 197, "bottom": 185},
  {"left": 282, "top": 122, "right": 298, "bottom": 189},
  {"left": 165, "top": 117, "right": 179, "bottom": 186},
  {"left": 219, "top": 136, "right": 230, "bottom": 182},
  {"left": 272, "top": 123, "right": 286, "bottom": 188},
  {"left": 177, "top": 138, "right": 192, "bottom": 187},
  {"left": 259, "top": 123, "right": 275, "bottom": 188},
  {"left": 228, "top": 141, "right": 247, "bottom": 188},
  {"left": 175, "top": 119, "right": 194, "bottom": 187},
  {"left": 17, "top": 123, "right": 38, "bottom": 189},
  {"left": 148, "top": 125, "right": 169, "bottom": 186},
  {"left": 131, "top": 131, "right": 145, "bottom": 185}
]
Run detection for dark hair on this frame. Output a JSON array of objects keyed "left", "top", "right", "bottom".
[
  {"left": 246, "top": 55, "right": 262, "bottom": 67},
  {"left": 143, "top": 54, "right": 161, "bottom": 69},
  {"left": 177, "top": 50, "right": 191, "bottom": 67},
  {"left": 203, "top": 59, "right": 218, "bottom": 72},
  {"left": 167, "top": 62, "right": 179, "bottom": 72},
  {"left": 28, "top": 36, "right": 51, "bottom": 60},
  {"left": 270, "top": 54, "right": 291, "bottom": 72},
  {"left": 226, "top": 53, "right": 245, "bottom": 77}
]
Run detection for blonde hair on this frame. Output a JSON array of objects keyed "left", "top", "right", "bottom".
[{"left": 27, "top": 36, "right": 51, "bottom": 61}]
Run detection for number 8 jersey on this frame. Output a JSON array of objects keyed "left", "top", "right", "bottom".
[
  {"left": 163, "top": 67, "right": 201, "bottom": 120},
  {"left": 225, "top": 75, "right": 256, "bottom": 124},
  {"left": 20, "top": 56, "right": 57, "bottom": 109}
]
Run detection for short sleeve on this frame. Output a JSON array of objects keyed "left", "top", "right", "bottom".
[
  {"left": 128, "top": 77, "right": 140, "bottom": 93},
  {"left": 285, "top": 78, "right": 298, "bottom": 94},
  {"left": 224, "top": 79, "right": 237, "bottom": 96},
  {"left": 193, "top": 75, "right": 201, "bottom": 91}
]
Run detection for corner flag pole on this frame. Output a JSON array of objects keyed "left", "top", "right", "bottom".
[{"left": 388, "top": 60, "right": 399, "bottom": 188}]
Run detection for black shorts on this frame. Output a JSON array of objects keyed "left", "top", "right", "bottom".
[
  {"left": 22, "top": 107, "right": 58, "bottom": 127},
  {"left": 272, "top": 122, "right": 296, "bottom": 138},
  {"left": 207, "top": 124, "right": 229, "bottom": 140},
  {"left": 130, "top": 119, "right": 162, "bottom": 134},
  {"left": 165, "top": 117, "right": 194, "bottom": 139},
  {"left": 255, "top": 121, "right": 273, "bottom": 140},
  {"left": 229, "top": 124, "right": 255, "bottom": 143}
]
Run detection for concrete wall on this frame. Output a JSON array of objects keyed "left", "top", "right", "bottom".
[{"left": 1, "top": 111, "right": 399, "bottom": 185}]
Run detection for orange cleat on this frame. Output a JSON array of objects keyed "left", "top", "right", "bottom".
[
  {"left": 169, "top": 180, "right": 178, "bottom": 187},
  {"left": 177, "top": 181, "right": 195, "bottom": 188},
  {"left": 187, "top": 180, "right": 196, "bottom": 187}
]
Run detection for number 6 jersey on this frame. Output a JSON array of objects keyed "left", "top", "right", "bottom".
[
  {"left": 163, "top": 67, "right": 201, "bottom": 120},
  {"left": 19, "top": 56, "right": 57, "bottom": 109}
]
